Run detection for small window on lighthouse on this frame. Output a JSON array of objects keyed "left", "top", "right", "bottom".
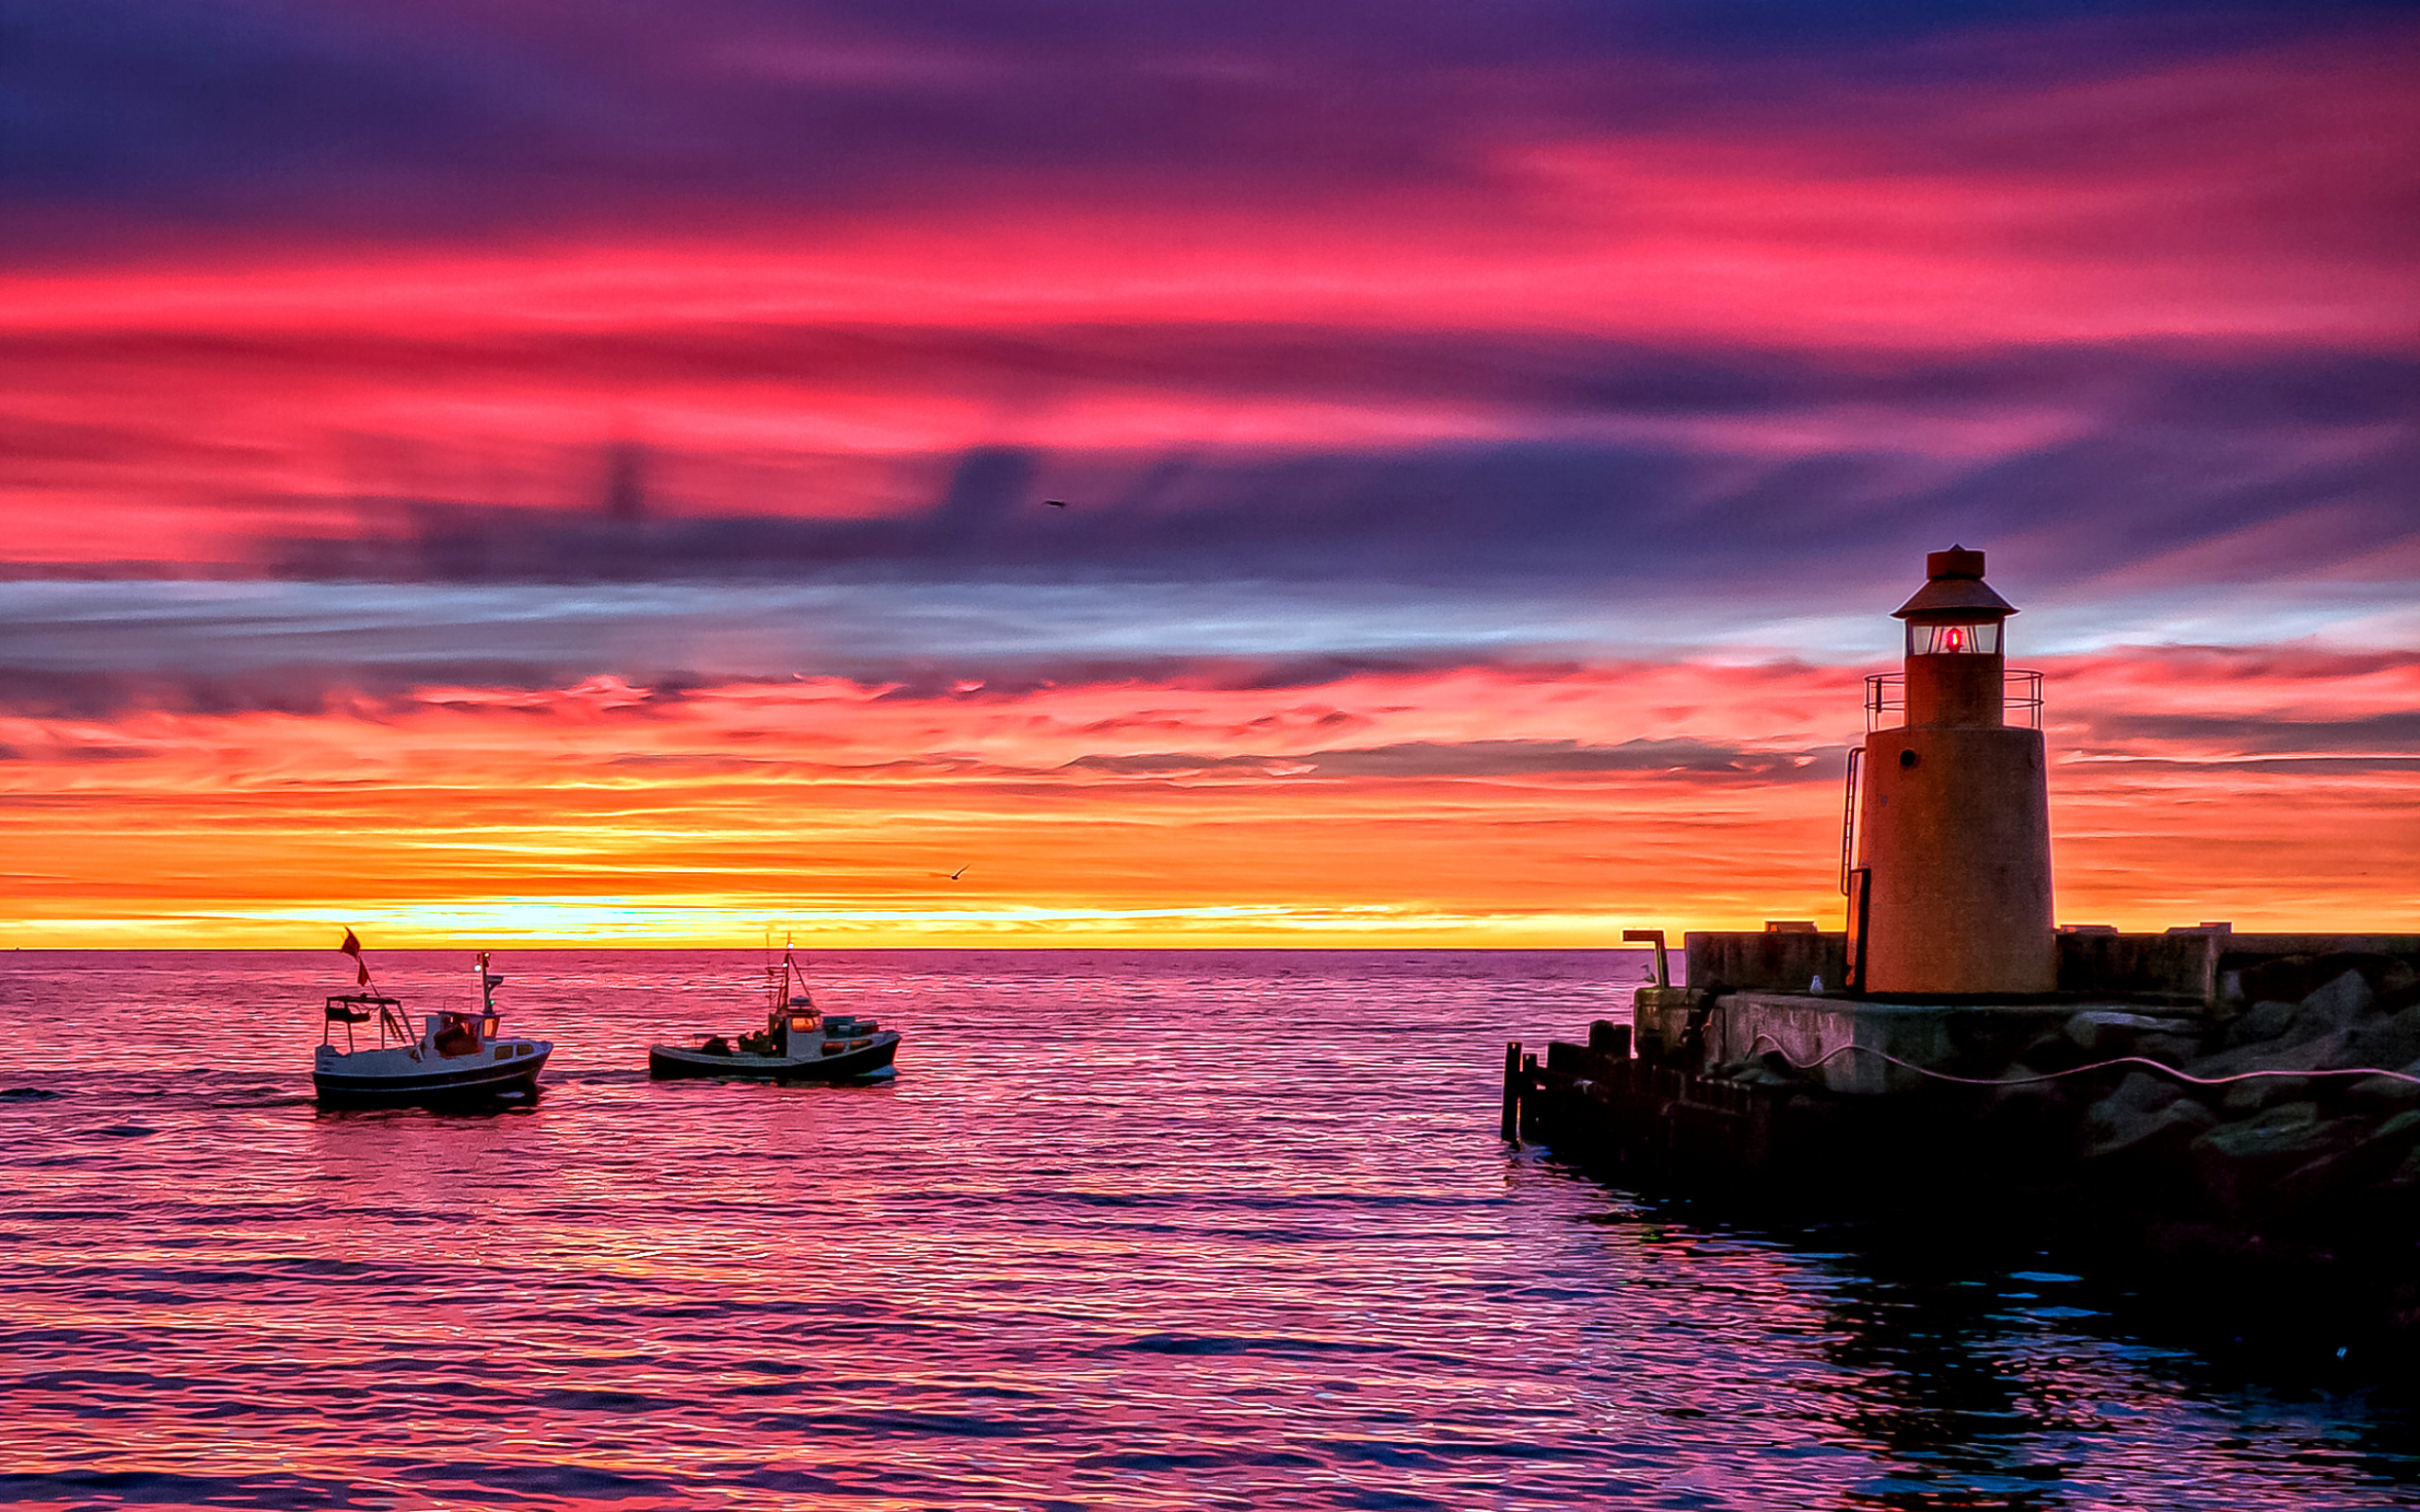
[{"left": 1908, "top": 621, "right": 2001, "bottom": 656}]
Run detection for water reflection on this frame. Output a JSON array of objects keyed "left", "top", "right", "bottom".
[{"left": 1540, "top": 1183, "right": 2420, "bottom": 1510}]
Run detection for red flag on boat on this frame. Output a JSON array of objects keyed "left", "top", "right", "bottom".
[{"left": 339, "top": 928, "right": 369, "bottom": 986}]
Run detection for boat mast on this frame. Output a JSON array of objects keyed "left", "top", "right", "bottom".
[{"left": 777, "top": 936, "right": 811, "bottom": 1011}]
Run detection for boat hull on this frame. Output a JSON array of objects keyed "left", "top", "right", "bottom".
[
  {"left": 314, "top": 1048, "right": 551, "bottom": 1107},
  {"left": 648, "top": 1033, "right": 899, "bottom": 1083}
]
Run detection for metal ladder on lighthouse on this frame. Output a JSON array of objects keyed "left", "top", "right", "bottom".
[{"left": 1838, "top": 745, "right": 1870, "bottom": 990}]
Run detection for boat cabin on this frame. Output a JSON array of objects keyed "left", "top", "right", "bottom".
[
  {"left": 749, "top": 949, "right": 824, "bottom": 1053},
  {"left": 733, "top": 996, "right": 821, "bottom": 1057},
  {"left": 427, "top": 1009, "right": 494, "bottom": 1058},
  {"left": 755, "top": 977, "right": 878, "bottom": 1053}
]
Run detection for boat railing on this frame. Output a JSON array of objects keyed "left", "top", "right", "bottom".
[{"left": 322, "top": 992, "right": 408, "bottom": 1051}]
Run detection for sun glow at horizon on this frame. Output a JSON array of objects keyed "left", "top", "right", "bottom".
[{"left": 3, "top": 650, "right": 2411, "bottom": 949}]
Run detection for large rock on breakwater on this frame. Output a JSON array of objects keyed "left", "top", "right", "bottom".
[
  {"left": 2078, "top": 1072, "right": 2216, "bottom": 1169},
  {"left": 2071, "top": 963, "right": 2420, "bottom": 1221},
  {"left": 2237, "top": 951, "right": 2420, "bottom": 1016},
  {"left": 2063, "top": 1010, "right": 2201, "bottom": 1065}
]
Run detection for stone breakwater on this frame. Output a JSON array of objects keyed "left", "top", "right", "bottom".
[{"left": 1515, "top": 948, "right": 2420, "bottom": 1358}]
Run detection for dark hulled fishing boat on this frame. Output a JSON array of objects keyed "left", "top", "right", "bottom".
[{"left": 648, "top": 946, "right": 899, "bottom": 1083}]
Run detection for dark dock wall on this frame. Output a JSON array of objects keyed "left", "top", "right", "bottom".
[
  {"left": 1685, "top": 932, "right": 1846, "bottom": 996},
  {"left": 1686, "top": 929, "right": 2420, "bottom": 1007}
]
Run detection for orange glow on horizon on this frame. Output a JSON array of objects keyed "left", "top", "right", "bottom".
[{"left": 1, "top": 652, "right": 2410, "bottom": 948}]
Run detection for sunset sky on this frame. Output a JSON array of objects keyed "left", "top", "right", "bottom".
[{"left": 3, "top": 0, "right": 2414, "bottom": 946}]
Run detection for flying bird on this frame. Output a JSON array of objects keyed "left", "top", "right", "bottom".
[
  {"left": 930, "top": 864, "right": 971, "bottom": 880},
  {"left": 1044, "top": 500, "right": 1068, "bottom": 508}
]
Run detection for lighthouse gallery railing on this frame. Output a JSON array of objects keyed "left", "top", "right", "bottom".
[{"left": 1861, "top": 668, "right": 2043, "bottom": 732}]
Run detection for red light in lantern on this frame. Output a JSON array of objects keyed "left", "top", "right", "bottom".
[{"left": 1944, "top": 627, "right": 1965, "bottom": 651}]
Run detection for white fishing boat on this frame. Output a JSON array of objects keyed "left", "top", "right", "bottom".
[
  {"left": 648, "top": 945, "right": 899, "bottom": 1083},
  {"left": 314, "top": 945, "right": 551, "bottom": 1107}
]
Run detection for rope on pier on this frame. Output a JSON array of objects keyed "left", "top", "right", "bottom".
[{"left": 1743, "top": 1035, "right": 2420, "bottom": 1089}]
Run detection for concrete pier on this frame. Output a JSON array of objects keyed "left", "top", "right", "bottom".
[
  {"left": 1502, "top": 931, "right": 2420, "bottom": 1358},
  {"left": 1698, "top": 991, "right": 2158, "bottom": 1095}
]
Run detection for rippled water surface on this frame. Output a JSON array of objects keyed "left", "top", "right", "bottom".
[{"left": 4, "top": 949, "right": 2417, "bottom": 1510}]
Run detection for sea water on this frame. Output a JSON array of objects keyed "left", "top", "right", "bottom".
[{"left": 1, "top": 949, "right": 2414, "bottom": 1510}]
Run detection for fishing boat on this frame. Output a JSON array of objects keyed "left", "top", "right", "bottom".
[
  {"left": 314, "top": 943, "right": 551, "bottom": 1107},
  {"left": 648, "top": 946, "right": 899, "bottom": 1083}
]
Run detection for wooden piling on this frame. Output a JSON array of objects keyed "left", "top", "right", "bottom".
[
  {"left": 1588, "top": 1019, "right": 1633, "bottom": 1059},
  {"left": 1501, "top": 1040, "right": 1523, "bottom": 1142}
]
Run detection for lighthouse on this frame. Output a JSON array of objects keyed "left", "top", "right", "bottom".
[{"left": 1846, "top": 547, "right": 2055, "bottom": 995}]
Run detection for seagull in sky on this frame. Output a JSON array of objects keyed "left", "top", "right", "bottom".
[
  {"left": 1044, "top": 500, "right": 1068, "bottom": 508},
  {"left": 929, "top": 864, "right": 970, "bottom": 881}
]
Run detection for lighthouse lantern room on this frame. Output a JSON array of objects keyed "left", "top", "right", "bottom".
[{"left": 1847, "top": 547, "right": 2055, "bottom": 996}]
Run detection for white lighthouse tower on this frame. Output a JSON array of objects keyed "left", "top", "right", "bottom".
[{"left": 1847, "top": 547, "right": 2055, "bottom": 995}]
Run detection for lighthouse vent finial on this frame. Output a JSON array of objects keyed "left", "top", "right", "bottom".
[
  {"left": 1927, "top": 546, "right": 1986, "bottom": 581},
  {"left": 1895, "top": 545, "right": 2015, "bottom": 620}
]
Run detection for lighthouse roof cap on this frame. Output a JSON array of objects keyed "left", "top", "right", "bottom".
[
  {"left": 1927, "top": 546, "right": 1987, "bottom": 579},
  {"left": 1894, "top": 545, "right": 2016, "bottom": 620}
]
